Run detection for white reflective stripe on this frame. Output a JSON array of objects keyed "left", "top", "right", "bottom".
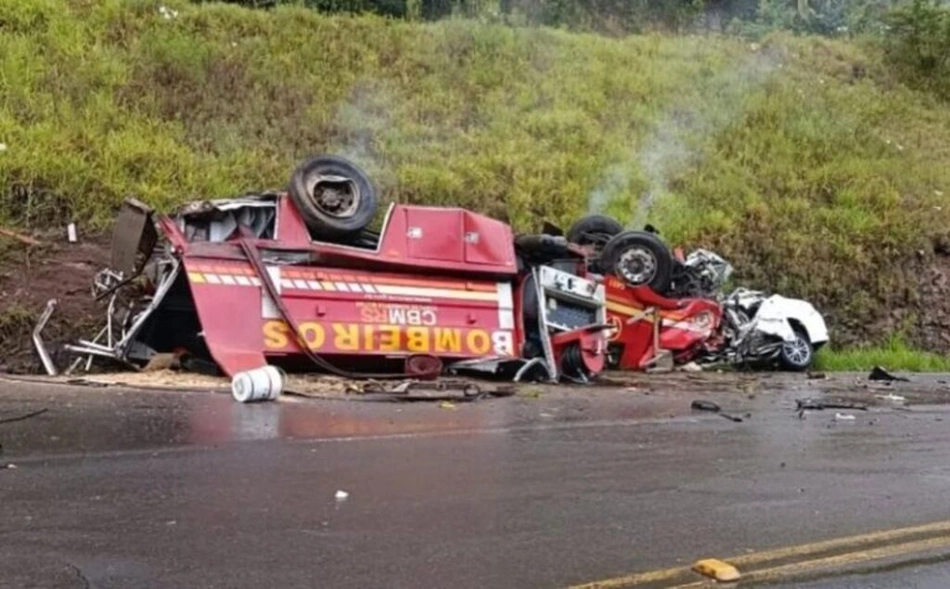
[
  {"left": 280, "top": 279, "right": 294, "bottom": 288},
  {"left": 261, "top": 266, "right": 282, "bottom": 319},
  {"left": 235, "top": 276, "right": 251, "bottom": 286},
  {"left": 496, "top": 282, "right": 514, "bottom": 329},
  {"left": 334, "top": 282, "right": 349, "bottom": 292},
  {"left": 307, "top": 281, "right": 322, "bottom": 290},
  {"left": 261, "top": 297, "right": 281, "bottom": 319},
  {"left": 347, "top": 282, "right": 362, "bottom": 292},
  {"left": 206, "top": 274, "right": 221, "bottom": 284},
  {"left": 361, "top": 283, "right": 377, "bottom": 293},
  {"left": 293, "top": 279, "right": 308, "bottom": 290},
  {"left": 250, "top": 277, "right": 261, "bottom": 287},
  {"left": 374, "top": 284, "right": 498, "bottom": 301},
  {"left": 220, "top": 274, "right": 236, "bottom": 285},
  {"left": 496, "top": 282, "right": 513, "bottom": 309},
  {"left": 267, "top": 266, "right": 282, "bottom": 293}
]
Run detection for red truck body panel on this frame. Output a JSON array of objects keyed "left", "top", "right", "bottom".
[{"left": 603, "top": 276, "right": 722, "bottom": 370}]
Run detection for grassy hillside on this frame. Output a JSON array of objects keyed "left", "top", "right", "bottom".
[{"left": 2, "top": 0, "right": 950, "bottom": 346}]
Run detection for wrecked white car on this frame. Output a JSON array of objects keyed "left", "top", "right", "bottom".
[{"left": 713, "top": 288, "right": 830, "bottom": 371}]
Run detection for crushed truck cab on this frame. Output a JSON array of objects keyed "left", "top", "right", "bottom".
[
  {"left": 61, "top": 157, "right": 610, "bottom": 383},
  {"left": 565, "top": 215, "right": 829, "bottom": 372}
]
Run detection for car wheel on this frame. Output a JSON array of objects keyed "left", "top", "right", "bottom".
[
  {"left": 779, "top": 328, "right": 813, "bottom": 371},
  {"left": 289, "top": 155, "right": 378, "bottom": 240}
]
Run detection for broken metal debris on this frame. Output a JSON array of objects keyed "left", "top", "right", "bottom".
[
  {"left": 357, "top": 379, "right": 514, "bottom": 402},
  {"left": 796, "top": 399, "right": 868, "bottom": 419},
  {"left": 834, "top": 412, "right": 857, "bottom": 422},
  {"left": 691, "top": 400, "right": 722, "bottom": 413},
  {"left": 690, "top": 399, "right": 743, "bottom": 422},
  {"left": 869, "top": 366, "right": 911, "bottom": 383},
  {"left": 177, "top": 194, "right": 278, "bottom": 242},
  {"left": 796, "top": 399, "right": 868, "bottom": 411},
  {"left": 32, "top": 299, "right": 58, "bottom": 376}
]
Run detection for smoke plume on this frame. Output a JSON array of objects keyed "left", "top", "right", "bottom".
[{"left": 589, "top": 46, "right": 784, "bottom": 228}]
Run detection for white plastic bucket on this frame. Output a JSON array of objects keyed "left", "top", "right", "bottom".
[{"left": 231, "top": 366, "right": 285, "bottom": 403}]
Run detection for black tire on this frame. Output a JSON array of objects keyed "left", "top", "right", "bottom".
[
  {"left": 566, "top": 215, "right": 624, "bottom": 247},
  {"left": 601, "top": 231, "right": 674, "bottom": 293},
  {"left": 779, "top": 328, "right": 813, "bottom": 372},
  {"left": 566, "top": 215, "right": 624, "bottom": 272},
  {"left": 289, "top": 155, "right": 378, "bottom": 240}
]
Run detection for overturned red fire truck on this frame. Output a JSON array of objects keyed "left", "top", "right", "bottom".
[{"left": 56, "top": 156, "right": 611, "bottom": 383}]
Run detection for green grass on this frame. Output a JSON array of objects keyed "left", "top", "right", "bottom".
[
  {"left": 815, "top": 337, "right": 950, "bottom": 373},
  {"left": 2, "top": 0, "right": 950, "bottom": 349}
]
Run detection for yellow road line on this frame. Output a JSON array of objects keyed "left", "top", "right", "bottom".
[
  {"left": 570, "top": 519, "right": 950, "bottom": 589},
  {"left": 671, "top": 535, "right": 950, "bottom": 588},
  {"left": 728, "top": 519, "right": 950, "bottom": 568},
  {"left": 570, "top": 565, "right": 687, "bottom": 589}
]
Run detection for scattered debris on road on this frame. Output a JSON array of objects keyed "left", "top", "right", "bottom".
[
  {"left": 232, "top": 366, "right": 285, "bottom": 403},
  {"left": 796, "top": 398, "right": 868, "bottom": 419},
  {"left": 877, "top": 393, "right": 907, "bottom": 403},
  {"left": 691, "top": 400, "right": 721, "bottom": 412},
  {"left": 692, "top": 558, "right": 742, "bottom": 582},
  {"left": 0, "top": 408, "right": 49, "bottom": 425},
  {"left": 869, "top": 366, "right": 911, "bottom": 383},
  {"left": 690, "top": 399, "right": 744, "bottom": 422},
  {"left": 334, "top": 490, "right": 349, "bottom": 501},
  {"left": 834, "top": 412, "right": 856, "bottom": 422},
  {"left": 357, "top": 379, "right": 514, "bottom": 403}
]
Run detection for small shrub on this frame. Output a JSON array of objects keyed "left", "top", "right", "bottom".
[{"left": 882, "top": 0, "right": 950, "bottom": 100}]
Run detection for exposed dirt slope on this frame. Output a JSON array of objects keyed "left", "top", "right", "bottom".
[{"left": 0, "top": 232, "right": 109, "bottom": 373}]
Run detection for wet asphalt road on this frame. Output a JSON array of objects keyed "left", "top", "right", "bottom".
[{"left": 2, "top": 375, "right": 950, "bottom": 588}]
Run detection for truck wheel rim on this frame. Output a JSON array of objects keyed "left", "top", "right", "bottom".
[
  {"left": 616, "top": 247, "right": 657, "bottom": 285},
  {"left": 306, "top": 174, "right": 361, "bottom": 219}
]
